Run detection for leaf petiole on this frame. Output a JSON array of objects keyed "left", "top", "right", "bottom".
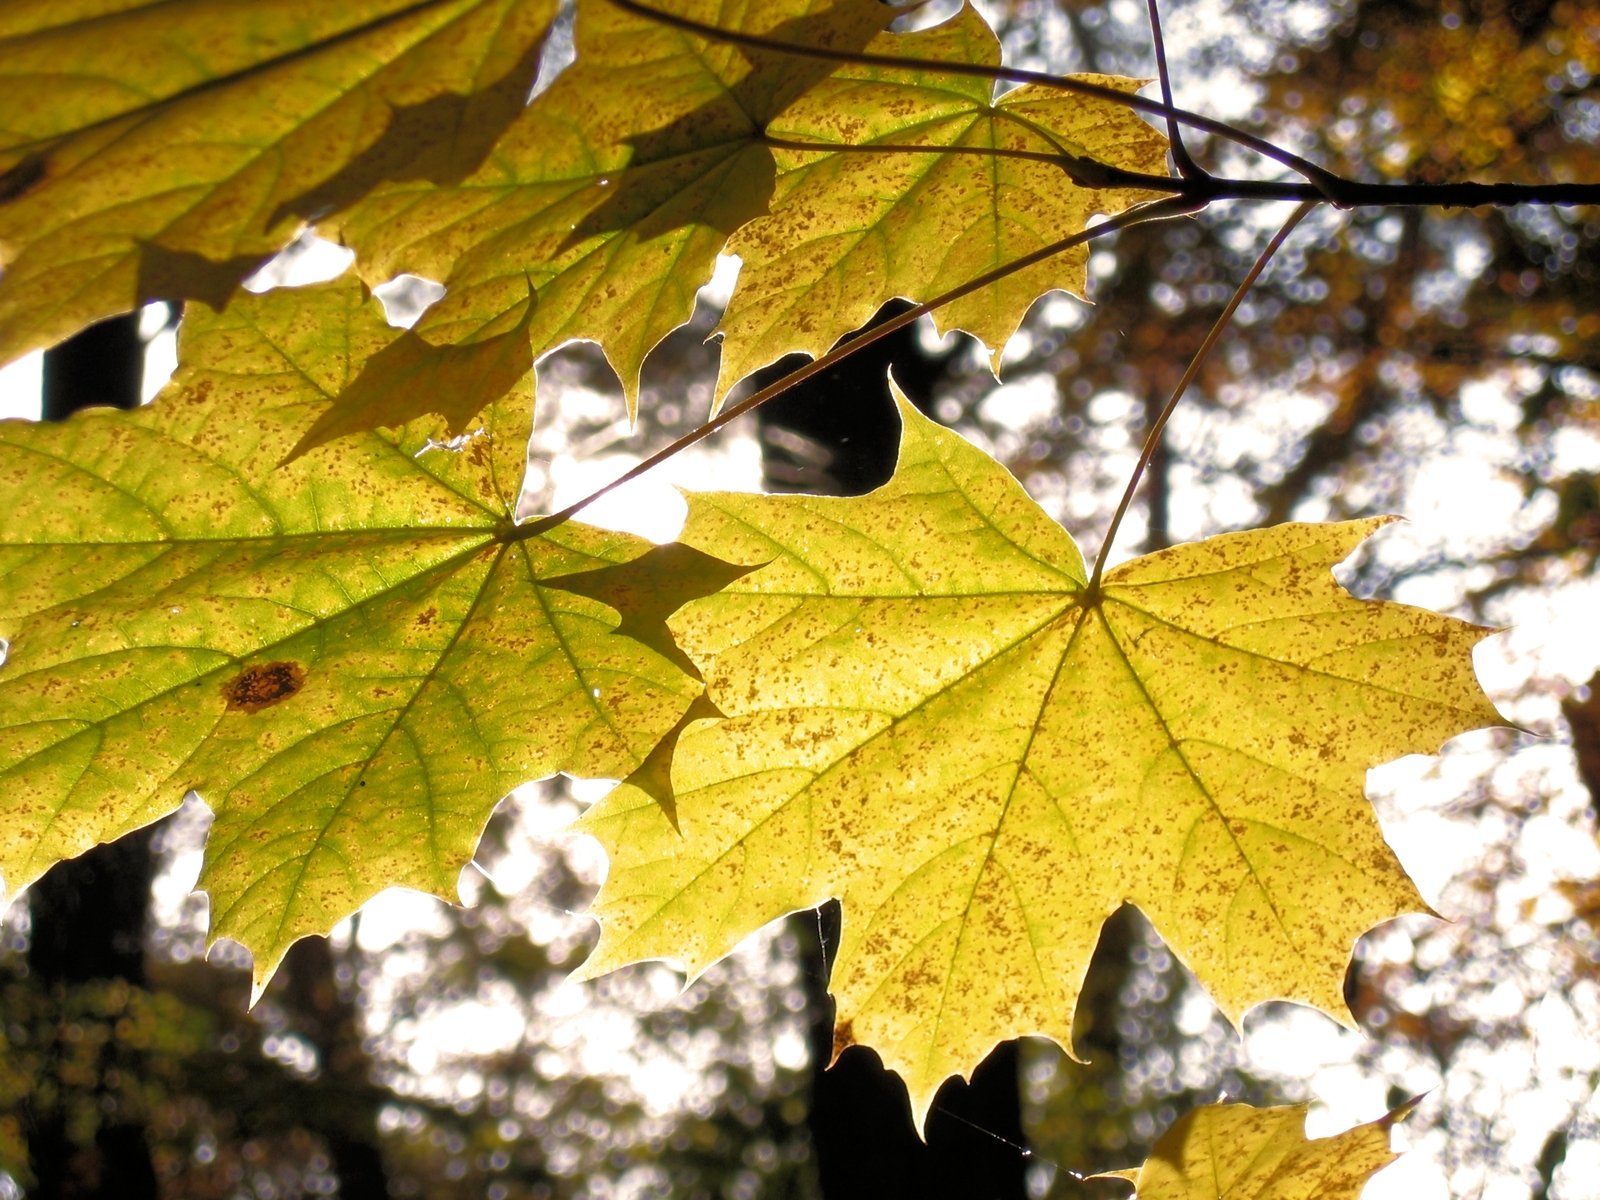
[
  {"left": 518, "top": 194, "right": 1202, "bottom": 538},
  {"left": 1144, "top": 0, "right": 1201, "bottom": 179},
  {"left": 1086, "top": 199, "right": 1317, "bottom": 595}
]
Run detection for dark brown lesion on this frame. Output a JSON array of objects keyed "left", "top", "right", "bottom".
[{"left": 222, "top": 661, "right": 306, "bottom": 713}]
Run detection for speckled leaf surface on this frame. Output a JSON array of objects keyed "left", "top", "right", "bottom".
[
  {"left": 0, "top": 278, "right": 705, "bottom": 997},
  {"left": 713, "top": 3, "right": 1169, "bottom": 398},
  {"left": 575, "top": 394, "right": 1500, "bottom": 1127},
  {"left": 1095, "top": 1100, "right": 1410, "bottom": 1200},
  {"left": 0, "top": 0, "right": 556, "bottom": 364},
  {"left": 319, "top": 0, "right": 892, "bottom": 435}
]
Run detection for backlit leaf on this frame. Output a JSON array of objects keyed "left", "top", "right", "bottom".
[
  {"left": 575, "top": 393, "right": 1500, "bottom": 1126},
  {"left": 0, "top": 0, "right": 557, "bottom": 363},
  {"left": 1094, "top": 1100, "right": 1412, "bottom": 1200},
  {"left": 713, "top": 2, "right": 1169, "bottom": 397},
  {"left": 317, "top": 0, "right": 893, "bottom": 438},
  {"left": 0, "top": 277, "right": 709, "bottom": 997}
]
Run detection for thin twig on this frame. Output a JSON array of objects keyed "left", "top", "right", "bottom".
[
  {"left": 1086, "top": 200, "right": 1317, "bottom": 594},
  {"left": 1145, "top": 0, "right": 1202, "bottom": 179},
  {"left": 516, "top": 195, "right": 1201, "bottom": 538},
  {"left": 609, "top": 0, "right": 1600, "bottom": 207},
  {"left": 766, "top": 132, "right": 1600, "bottom": 206}
]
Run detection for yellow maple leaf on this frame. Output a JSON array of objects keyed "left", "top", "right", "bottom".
[
  {"left": 316, "top": 0, "right": 892, "bottom": 440},
  {"left": 0, "top": 0, "right": 556, "bottom": 364},
  {"left": 713, "top": 2, "right": 1170, "bottom": 398},
  {"left": 0, "top": 278, "right": 717, "bottom": 998},
  {"left": 575, "top": 393, "right": 1501, "bottom": 1127},
  {"left": 1094, "top": 1100, "right": 1412, "bottom": 1200}
]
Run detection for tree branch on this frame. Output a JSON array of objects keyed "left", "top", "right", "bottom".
[
  {"left": 763, "top": 135, "right": 1600, "bottom": 209},
  {"left": 1145, "top": 0, "right": 1201, "bottom": 179},
  {"left": 606, "top": 0, "right": 1342, "bottom": 188},
  {"left": 612, "top": 0, "right": 1600, "bottom": 209}
]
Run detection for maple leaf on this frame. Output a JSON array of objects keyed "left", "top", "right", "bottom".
[
  {"left": 0, "top": 277, "right": 719, "bottom": 998},
  {"left": 0, "top": 0, "right": 557, "bottom": 365},
  {"left": 310, "top": 0, "right": 893, "bottom": 445},
  {"left": 713, "top": 2, "right": 1171, "bottom": 398},
  {"left": 574, "top": 392, "right": 1501, "bottom": 1127},
  {"left": 1094, "top": 1100, "right": 1412, "bottom": 1200}
]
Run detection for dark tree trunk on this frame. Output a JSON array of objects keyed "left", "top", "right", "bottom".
[
  {"left": 1141, "top": 384, "right": 1171, "bottom": 554},
  {"left": 279, "top": 936, "right": 393, "bottom": 1200},
  {"left": 752, "top": 303, "right": 1028, "bottom": 1200},
  {"left": 40, "top": 315, "right": 146, "bottom": 420},
  {"left": 27, "top": 314, "right": 161, "bottom": 1199}
]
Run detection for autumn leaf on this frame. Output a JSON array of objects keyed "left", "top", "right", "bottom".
[
  {"left": 315, "top": 0, "right": 893, "bottom": 442},
  {"left": 574, "top": 392, "right": 1500, "bottom": 1127},
  {"left": 0, "top": 0, "right": 557, "bottom": 364},
  {"left": 0, "top": 277, "right": 716, "bottom": 998},
  {"left": 1094, "top": 1100, "right": 1412, "bottom": 1200},
  {"left": 712, "top": 1, "right": 1169, "bottom": 398}
]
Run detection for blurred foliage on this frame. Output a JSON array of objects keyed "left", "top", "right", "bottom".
[
  {"left": 0, "top": 977, "right": 211, "bottom": 1191},
  {"left": 356, "top": 786, "right": 816, "bottom": 1200}
]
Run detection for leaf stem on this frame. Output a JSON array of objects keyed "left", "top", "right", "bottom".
[
  {"left": 760, "top": 133, "right": 1094, "bottom": 171},
  {"left": 1144, "top": 0, "right": 1201, "bottom": 179},
  {"left": 517, "top": 195, "right": 1202, "bottom": 538},
  {"left": 1085, "top": 199, "right": 1316, "bottom": 595},
  {"left": 764, "top": 124, "right": 1162, "bottom": 191}
]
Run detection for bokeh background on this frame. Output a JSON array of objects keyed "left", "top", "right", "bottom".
[{"left": 2, "top": 0, "right": 1599, "bottom": 1196}]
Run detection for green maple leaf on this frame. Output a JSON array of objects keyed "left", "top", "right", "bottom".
[
  {"left": 1094, "top": 1100, "right": 1413, "bottom": 1200},
  {"left": 0, "top": 277, "right": 714, "bottom": 998},
  {"left": 305, "top": 0, "right": 893, "bottom": 449},
  {"left": 714, "top": 2, "right": 1170, "bottom": 398},
  {"left": 575, "top": 393, "right": 1501, "bottom": 1126},
  {"left": 302, "top": 0, "right": 1165, "bottom": 445},
  {"left": 0, "top": 0, "right": 557, "bottom": 364}
]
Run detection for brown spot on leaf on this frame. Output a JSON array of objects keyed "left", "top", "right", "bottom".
[
  {"left": 0, "top": 152, "right": 48, "bottom": 203},
  {"left": 223, "top": 661, "right": 306, "bottom": 713},
  {"left": 830, "top": 1019, "right": 856, "bottom": 1065}
]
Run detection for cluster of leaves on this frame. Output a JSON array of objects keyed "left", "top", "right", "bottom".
[{"left": 1, "top": 0, "right": 1559, "bottom": 1185}]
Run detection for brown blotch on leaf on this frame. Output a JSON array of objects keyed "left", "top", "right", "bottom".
[
  {"left": 223, "top": 661, "right": 307, "bottom": 714},
  {"left": 0, "top": 152, "right": 48, "bottom": 203},
  {"left": 830, "top": 1019, "right": 856, "bottom": 1065}
]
